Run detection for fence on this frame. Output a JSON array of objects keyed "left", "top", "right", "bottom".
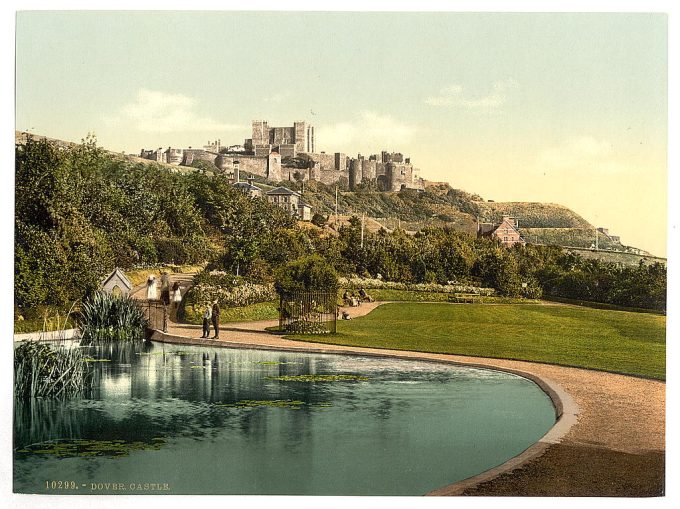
[
  {"left": 139, "top": 299, "right": 168, "bottom": 333},
  {"left": 279, "top": 291, "right": 338, "bottom": 334}
]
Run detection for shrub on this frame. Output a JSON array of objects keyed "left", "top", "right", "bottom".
[
  {"left": 311, "top": 213, "right": 327, "bottom": 227},
  {"left": 283, "top": 320, "right": 330, "bottom": 335}
]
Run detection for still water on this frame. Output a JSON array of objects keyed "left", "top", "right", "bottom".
[{"left": 14, "top": 341, "right": 555, "bottom": 495}]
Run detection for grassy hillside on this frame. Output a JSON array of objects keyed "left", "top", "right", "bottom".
[
  {"left": 473, "top": 201, "right": 592, "bottom": 228},
  {"left": 565, "top": 248, "right": 666, "bottom": 267},
  {"left": 521, "top": 227, "right": 618, "bottom": 249}
]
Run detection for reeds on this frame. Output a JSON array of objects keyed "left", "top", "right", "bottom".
[
  {"left": 14, "top": 341, "right": 92, "bottom": 399},
  {"left": 78, "top": 291, "right": 148, "bottom": 344}
]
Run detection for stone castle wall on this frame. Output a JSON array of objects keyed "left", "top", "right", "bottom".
[{"left": 139, "top": 120, "right": 423, "bottom": 191}]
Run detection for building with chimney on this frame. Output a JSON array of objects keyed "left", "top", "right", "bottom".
[{"left": 478, "top": 216, "right": 526, "bottom": 247}]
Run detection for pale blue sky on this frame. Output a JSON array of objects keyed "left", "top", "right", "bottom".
[{"left": 15, "top": 11, "right": 667, "bottom": 255}]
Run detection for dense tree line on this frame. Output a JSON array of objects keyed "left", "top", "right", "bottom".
[{"left": 15, "top": 138, "right": 666, "bottom": 313}]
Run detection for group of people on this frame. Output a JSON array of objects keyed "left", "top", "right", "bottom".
[
  {"left": 202, "top": 300, "right": 221, "bottom": 339},
  {"left": 342, "top": 288, "right": 373, "bottom": 307},
  {"left": 146, "top": 273, "right": 220, "bottom": 339},
  {"left": 146, "top": 273, "right": 182, "bottom": 308}
]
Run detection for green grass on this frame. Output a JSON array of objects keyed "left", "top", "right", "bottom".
[
  {"left": 288, "top": 303, "right": 666, "bottom": 380},
  {"left": 14, "top": 315, "right": 77, "bottom": 334},
  {"left": 182, "top": 300, "right": 279, "bottom": 324}
]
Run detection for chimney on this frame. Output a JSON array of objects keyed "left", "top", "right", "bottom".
[{"left": 233, "top": 160, "right": 240, "bottom": 183}]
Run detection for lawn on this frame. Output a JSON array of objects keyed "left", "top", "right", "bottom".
[
  {"left": 181, "top": 300, "right": 279, "bottom": 324},
  {"left": 289, "top": 303, "right": 666, "bottom": 380}
]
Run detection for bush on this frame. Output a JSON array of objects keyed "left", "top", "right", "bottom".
[{"left": 311, "top": 213, "right": 327, "bottom": 227}]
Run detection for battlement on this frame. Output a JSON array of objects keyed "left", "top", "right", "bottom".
[{"left": 139, "top": 119, "right": 423, "bottom": 192}]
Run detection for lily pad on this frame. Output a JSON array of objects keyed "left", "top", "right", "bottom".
[
  {"left": 215, "top": 399, "right": 333, "bottom": 409},
  {"left": 265, "top": 374, "right": 369, "bottom": 382},
  {"left": 15, "top": 438, "right": 167, "bottom": 459}
]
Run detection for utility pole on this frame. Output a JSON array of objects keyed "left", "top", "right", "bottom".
[
  {"left": 361, "top": 212, "right": 365, "bottom": 248},
  {"left": 595, "top": 228, "right": 599, "bottom": 251},
  {"left": 335, "top": 185, "right": 338, "bottom": 226}
]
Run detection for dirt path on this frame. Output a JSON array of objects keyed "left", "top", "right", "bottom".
[{"left": 153, "top": 300, "right": 665, "bottom": 497}]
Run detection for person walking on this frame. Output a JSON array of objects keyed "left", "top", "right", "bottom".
[
  {"left": 211, "top": 299, "right": 220, "bottom": 339},
  {"left": 160, "top": 272, "right": 170, "bottom": 305},
  {"left": 201, "top": 303, "right": 212, "bottom": 338},
  {"left": 172, "top": 281, "right": 182, "bottom": 309},
  {"left": 146, "top": 275, "right": 158, "bottom": 300}
]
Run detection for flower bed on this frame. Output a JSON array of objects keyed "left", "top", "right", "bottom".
[
  {"left": 339, "top": 277, "right": 495, "bottom": 296},
  {"left": 187, "top": 274, "right": 277, "bottom": 309},
  {"left": 282, "top": 320, "right": 331, "bottom": 335}
]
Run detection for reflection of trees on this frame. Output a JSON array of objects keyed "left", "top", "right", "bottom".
[{"left": 14, "top": 345, "right": 419, "bottom": 462}]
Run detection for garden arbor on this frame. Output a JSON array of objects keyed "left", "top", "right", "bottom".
[
  {"left": 275, "top": 255, "right": 340, "bottom": 334},
  {"left": 278, "top": 290, "right": 337, "bottom": 334}
]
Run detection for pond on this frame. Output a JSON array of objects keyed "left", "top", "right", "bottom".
[{"left": 14, "top": 341, "right": 556, "bottom": 495}]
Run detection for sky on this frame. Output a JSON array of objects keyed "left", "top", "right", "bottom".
[{"left": 14, "top": 10, "right": 668, "bottom": 256}]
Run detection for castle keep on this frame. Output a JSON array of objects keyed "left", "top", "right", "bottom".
[
  {"left": 246, "top": 120, "right": 315, "bottom": 157},
  {"left": 140, "top": 119, "right": 423, "bottom": 192}
]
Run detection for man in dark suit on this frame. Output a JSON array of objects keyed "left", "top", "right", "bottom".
[{"left": 211, "top": 299, "right": 220, "bottom": 339}]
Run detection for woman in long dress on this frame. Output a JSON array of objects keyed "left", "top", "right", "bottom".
[
  {"left": 146, "top": 275, "right": 158, "bottom": 300},
  {"left": 172, "top": 281, "right": 182, "bottom": 308}
]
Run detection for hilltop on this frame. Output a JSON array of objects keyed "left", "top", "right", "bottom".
[{"left": 15, "top": 131, "right": 654, "bottom": 263}]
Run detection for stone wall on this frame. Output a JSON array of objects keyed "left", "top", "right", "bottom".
[
  {"left": 235, "top": 155, "right": 268, "bottom": 179},
  {"left": 302, "top": 152, "right": 336, "bottom": 172},
  {"left": 181, "top": 149, "right": 218, "bottom": 167},
  {"left": 273, "top": 127, "right": 295, "bottom": 145}
]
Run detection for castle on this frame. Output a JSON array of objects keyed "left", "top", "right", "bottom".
[{"left": 140, "top": 119, "right": 424, "bottom": 192}]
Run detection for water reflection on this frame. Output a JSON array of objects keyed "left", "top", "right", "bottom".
[{"left": 14, "top": 341, "right": 555, "bottom": 495}]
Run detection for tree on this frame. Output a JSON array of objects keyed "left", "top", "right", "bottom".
[
  {"left": 474, "top": 247, "right": 523, "bottom": 296},
  {"left": 190, "top": 159, "right": 218, "bottom": 173},
  {"left": 274, "top": 255, "right": 339, "bottom": 295},
  {"left": 311, "top": 213, "right": 327, "bottom": 228}
]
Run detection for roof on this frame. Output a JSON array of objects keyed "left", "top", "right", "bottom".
[
  {"left": 298, "top": 201, "right": 312, "bottom": 209},
  {"left": 266, "top": 186, "right": 300, "bottom": 197},
  {"left": 100, "top": 268, "right": 132, "bottom": 290}
]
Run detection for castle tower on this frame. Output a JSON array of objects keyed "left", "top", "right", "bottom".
[
  {"left": 349, "top": 159, "right": 363, "bottom": 190},
  {"left": 362, "top": 159, "right": 377, "bottom": 181},
  {"left": 267, "top": 151, "right": 282, "bottom": 181},
  {"left": 252, "top": 120, "right": 269, "bottom": 146}
]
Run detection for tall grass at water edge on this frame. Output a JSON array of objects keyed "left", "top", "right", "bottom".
[
  {"left": 78, "top": 291, "right": 148, "bottom": 343},
  {"left": 14, "top": 341, "right": 93, "bottom": 399}
]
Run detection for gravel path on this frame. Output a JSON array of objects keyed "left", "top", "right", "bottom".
[{"left": 151, "top": 287, "right": 665, "bottom": 496}]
